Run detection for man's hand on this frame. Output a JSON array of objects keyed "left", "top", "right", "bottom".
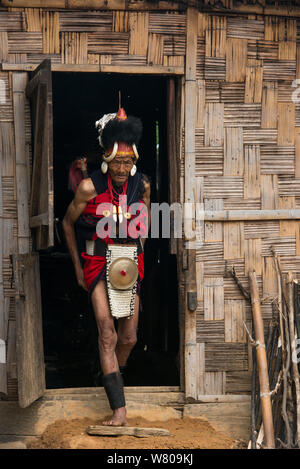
[{"left": 76, "top": 267, "right": 88, "bottom": 291}]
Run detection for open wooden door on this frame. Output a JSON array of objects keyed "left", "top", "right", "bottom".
[
  {"left": 12, "top": 253, "right": 45, "bottom": 408},
  {"left": 26, "top": 59, "right": 54, "bottom": 249}
]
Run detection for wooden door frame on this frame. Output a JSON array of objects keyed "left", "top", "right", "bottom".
[{"left": 22, "top": 64, "right": 185, "bottom": 394}]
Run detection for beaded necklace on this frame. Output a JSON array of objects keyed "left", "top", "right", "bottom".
[
  {"left": 107, "top": 173, "right": 128, "bottom": 223},
  {"left": 107, "top": 173, "right": 128, "bottom": 205}
]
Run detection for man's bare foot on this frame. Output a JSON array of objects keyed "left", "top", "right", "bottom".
[{"left": 102, "top": 407, "right": 128, "bottom": 426}]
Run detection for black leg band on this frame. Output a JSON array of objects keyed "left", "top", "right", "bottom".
[{"left": 102, "top": 371, "right": 126, "bottom": 410}]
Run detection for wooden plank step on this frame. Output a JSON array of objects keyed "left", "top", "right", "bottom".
[
  {"left": 45, "top": 386, "right": 181, "bottom": 395},
  {"left": 86, "top": 425, "right": 170, "bottom": 438}
]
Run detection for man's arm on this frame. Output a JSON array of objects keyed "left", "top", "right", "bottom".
[
  {"left": 62, "top": 178, "right": 96, "bottom": 290},
  {"left": 141, "top": 177, "right": 151, "bottom": 249}
]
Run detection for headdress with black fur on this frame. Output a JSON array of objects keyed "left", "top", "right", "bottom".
[{"left": 101, "top": 115, "right": 143, "bottom": 151}]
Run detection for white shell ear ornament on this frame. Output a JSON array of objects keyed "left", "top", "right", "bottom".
[
  {"left": 130, "top": 164, "right": 137, "bottom": 177},
  {"left": 101, "top": 161, "right": 108, "bottom": 174}
]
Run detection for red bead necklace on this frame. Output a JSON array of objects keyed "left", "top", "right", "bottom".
[{"left": 107, "top": 173, "right": 128, "bottom": 207}]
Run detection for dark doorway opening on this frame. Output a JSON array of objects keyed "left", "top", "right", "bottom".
[{"left": 39, "top": 72, "right": 180, "bottom": 388}]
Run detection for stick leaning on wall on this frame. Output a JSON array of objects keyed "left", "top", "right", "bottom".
[{"left": 249, "top": 270, "right": 275, "bottom": 449}]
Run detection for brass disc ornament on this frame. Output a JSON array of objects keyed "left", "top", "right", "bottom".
[{"left": 108, "top": 257, "right": 138, "bottom": 290}]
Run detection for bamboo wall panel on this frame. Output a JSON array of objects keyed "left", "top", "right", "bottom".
[
  {"left": 60, "top": 11, "right": 112, "bottom": 31},
  {"left": 205, "top": 16, "right": 226, "bottom": 58},
  {"left": 260, "top": 146, "right": 294, "bottom": 175},
  {"left": 0, "top": 32, "right": 8, "bottom": 62},
  {"left": 244, "top": 221, "right": 280, "bottom": 239},
  {"left": 88, "top": 32, "right": 129, "bottom": 55},
  {"left": 196, "top": 79, "right": 205, "bottom": 127},
  {"left": 204, "top": 103, "right": 224, "bottom": 146},
  {"left": 129, "top": 12, "right": 149, "bottom": 56},
  {"left": 226, "top": 38, "right": 247, "bottom": 82},
  {"left": 224, "top": 127, "right": 243, "bottom": 176},
  {"left": 111, "top": 54, "right": 146, "bottom": 66},
  {"left": 224, "top": 104, "right": 261, "bottom": 128},
  {"left": 278, "top": 81, "right": 295, "bottom": 102},
  {"left": 261, "top": 236, "right": 296, "bottom": 257},
  {"left": 278, "top": 196, "right": 296, "bottom": 237},
  {"left": 243, "top": 129, "right": 277, "bottom": 145},
  {"left": 204, "top": 199, "right": 223, "bottom": 242},
  {"left": 227, "top": 17, "right": 264, "bottom": 40},
  {"left": 196, "top": 320, "right": 224, "bottom": 343},
  {"left": 204, "top": 57, "right": 226, "bottom": 81},
  {"left": 245, "top": 239, "right": 262, "bottom": 276},
  {"left": 61, "top": 32, "right": 88, "bottom": 64},
  {"left": 41, "top": 11, "right": 60, "bottom": 54},
  {"left": 203, "top": 371, "right": 226, "bottom": 395},
  {"left": 223, "top": 222, "right": 244, "bottom": 259},
  {"left": 149, "top": 12, "right": 186, "bottom": 35},
  {"left": 226, "top": 371, "right": 252, "bottom": 395},
  {"left": 221, "top": 83, "right": 245, "bottom": 103},
  {"left": 257, "top": 40, "right": 278, "bottom": 60},
  {"left": 223, "top": 198, "right": 261, "bottom": 210},
  {"left": 0, "top": 123, "right": 15, "bottom": 178},
  {"left": 279, "top": 178, "right": 300, "bottom": 196},
  {"left": 278, "top": 102, "right": 295, "bottom": 146},
  {"left": 205, "top": 343, "right": 248, "bottom": 372},
  {"left": 205, "top": 80, "right": 220, "bottom": 102},
  {"left": 196, "top": 38, "right": 205, "bottom": 80},
  {"left": 164, "top": 35, "right": 186, "bottom": 56},
  {"left": 203, "top": 177, "right": 244, "bottom": 198},
  {"left": 261, "top": 81, "right": 278, "bottom": 129},
  {"left": 25, "top": 8, "right": 41, "bottom": 32},
  {"left": 262, "top": 257, "right": 278, "bottom": 300},
  {"left": 203, "top": 277, "right": 224, "bottom": 320},
  {"left": 245, "top": 59, "right": 263, "bottom": 104},
  {"left": 147, "top": 33, "right": 164, "bottom": 65},
  {"left": 244, "top": 145, "right": 260, "bottom": 198},
  {"left": 224, "top": 300, "right": 246, "bottom": 343},
  {"left": 0, "top": 12, "right": 24, "bottom": 31},
  {"left": 263, "top": 60, "right": 296, "bottom": 80},
  {"left": 296, "top": 127, "right": 300, "bottom": 177},
  {"left": 8, "top": 33, "right": 43, "bottom": 53},
  {"left": 261, "top": 175, "right": 279, "bottom": 209}
]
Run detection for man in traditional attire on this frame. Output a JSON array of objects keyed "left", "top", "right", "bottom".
[{"left": 63, "top": 108, "right": 150, "bottom": 426}]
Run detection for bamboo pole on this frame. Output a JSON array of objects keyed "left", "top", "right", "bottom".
[
  {"left": 249, "top": 270, "right": 275, "bottom": 449},
  {"left": 294, "top": 281, "right": 300, "bottom": 343},
  {"left": 287, "top": 272, "right": 300, "bottom": 448},
  {"left": 251, "top": 321, "right": 258, "bottom": 449}
]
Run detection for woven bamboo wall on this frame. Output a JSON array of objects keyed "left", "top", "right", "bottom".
[
  {"left": 0, "top": 9, "right": 186, "bottom": 66},
  {"left": 183, "top": 12, "right": 300, "bottom": 396}
]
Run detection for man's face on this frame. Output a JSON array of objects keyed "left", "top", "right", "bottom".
[{"left": 108, "top": 156, "right": 134, "bottom": 185}]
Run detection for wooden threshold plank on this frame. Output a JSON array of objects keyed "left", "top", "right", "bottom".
[
  {"left": 44, "top": 386, "right": 181, "bottom": 395},
  {"left": 86, "top": 425, "right": 170, "bottom": 437}
]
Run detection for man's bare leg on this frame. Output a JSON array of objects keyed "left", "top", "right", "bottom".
[
  {"left": 116, "top": 293, "right": 139, "bottom": 367},
  {"left": 91, "top": 279, "right": 128, "bottom": 426}
]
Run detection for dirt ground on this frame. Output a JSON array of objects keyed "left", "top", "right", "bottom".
[{"left": 27, "top": 416, "right": 245, "bottom": 449}]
